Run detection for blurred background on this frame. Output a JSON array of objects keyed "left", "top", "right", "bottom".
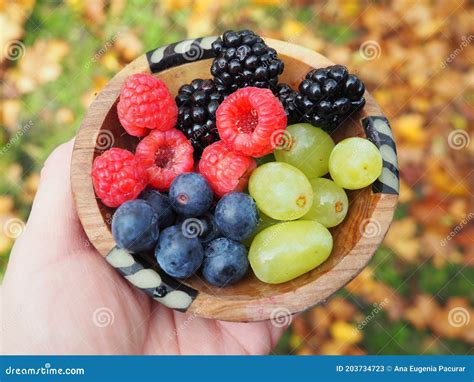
[{"left": 0, "top": 0, "right": 472, "bottom": 355}]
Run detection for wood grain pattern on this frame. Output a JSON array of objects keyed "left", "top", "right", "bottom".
[{"left": 71, "top": 38, "right": 398, "bottom": 322}]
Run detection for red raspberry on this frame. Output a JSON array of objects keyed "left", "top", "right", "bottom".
[
  {"left": 92, "top": 148, "right": 147, "bottom": 208},
  {"left": 117, "top": 73, "right": 178, "bottom": 136},
  {"left": 216, "top": 87, "right": 287, "bottom": 157},
  {"left": 199, "top": 141, "right": 256, "bottom": 197},
  {"left": 135, "top": 128, "right": 194, "bottom": 191}
]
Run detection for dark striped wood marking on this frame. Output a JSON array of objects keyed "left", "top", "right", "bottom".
[
  {"left": 362, "top": 116, "right": 399, "bottom": 195},
  {"left": 146, "top": 36, "right": 219, "bottom": 73},
  {"left": 106, "top": 247, "right": 198, "bottom": 311}
]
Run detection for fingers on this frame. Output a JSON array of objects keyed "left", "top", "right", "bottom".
[{"left": 19, "top": 139, "right": 87, "bottom": 255}]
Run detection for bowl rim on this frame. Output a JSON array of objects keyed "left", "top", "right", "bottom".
[{"left": 71, "top": 36, "right": 399, "bottom": 322}]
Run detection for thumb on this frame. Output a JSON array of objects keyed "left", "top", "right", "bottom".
[{"left": 14, "top": 139, "right": 88, "bottom": 261}]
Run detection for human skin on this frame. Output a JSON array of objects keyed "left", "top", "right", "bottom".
[{"left": 1, "top": 140, "right": 285, "bottom": 355}]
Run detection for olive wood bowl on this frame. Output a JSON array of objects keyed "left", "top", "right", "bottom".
[{"left": 71, "top": 36, "right": 399, "bottom": 322}]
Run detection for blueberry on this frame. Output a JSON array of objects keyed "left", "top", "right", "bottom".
[
  {"left": 112, "top": 200, "right": 159, "bottom": 253},
  {"left": 202, "top": 238, "right": 249, "bottom": 287},
  {"left": 155, "top": 225, "right": 204, "bottom": 279},
  {"left": 177, "top": 214, "right": 221, "bottom": 245},
  {"left": 214, "top": 192, "right": 259, "bottom": 241},
  {"left": 169, "top": 173, "right": 213, "bottom": 217},
  {"left": 140, "top": 188, "right": 176, "bottom": 228}
]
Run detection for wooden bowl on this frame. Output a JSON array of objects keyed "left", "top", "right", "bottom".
[{"left": 71, "top": 37, "right": 399, "bottom": 322}]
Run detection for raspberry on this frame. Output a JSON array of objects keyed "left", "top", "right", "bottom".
[
  {"left": 199, "top": 141, "right": 256, "bottom": 197},
  {"left": 135, "top": 128, "right": 194, "bottom": 191},
  {"left": 216, "top": 87, "right": 287, "bottom": 157},
  {"left": 117, "top": 73, "right": 178, "bottom": 136},
  {"left": 92, "top": 148, "right": 147, "bottom": 208}
]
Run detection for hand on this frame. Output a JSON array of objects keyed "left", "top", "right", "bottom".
[{"left": 2, "top": 140, "right": 286, "bottom": 355}]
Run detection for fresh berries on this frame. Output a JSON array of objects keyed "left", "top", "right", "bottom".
[
  {"left": 295, "top": 65, "right": 365, "bottom": 131},
  {"left": 135, "top": 128, "right": 194, "bottom": 191},
  {"left": 140, "top": 188, "right": 176, "bottom": 228},
  {"left": 169, "top": 173, "right": 213, "bottom": 217},
  {"left": 92, "top": 148, "right": 147, "bottom": 208},
  {"left": 275, "top": 83, "right": 301, "bottom": 124},
  {"left": 215, "top": 192, "right": 259, "bottom": 241},
  {"left": 199, "top": 141, "right": 256, "bottom": 197},
  {"left": 111, "top": 199, "right": 159, "bottom": 253},
  {"left": 155, "top": 225, "right": 204, "bottom": 278},
  {"left": 89, "top": 34, "right": 373, "bottom": 290},
  {"left": 211, "top": 30, "right": 284, "bottom": 94},
  {"left": 202, "top": 238, "right": 249, "bottom": 287},
  {"left": 216, "top": 87, "right": 287, "bottom": 157},
  {"left": 175, "top": 79, "right": 223, "bottom": 156},
  {"left": 117, "top": 73, "right": 178, "bottom": 136}
]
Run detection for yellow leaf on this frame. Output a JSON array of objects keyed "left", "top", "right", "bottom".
[
  {"left": 289, "top": 334, "right": 304, "bottom": 350},
  {"left": 115, "top": 31, "right": 143, "bottom": 63},
  {"left": 296, "top": 346, "right": 314, "bottom": 355},
  {"left": 393, "top": 114, "right": 426, "bottom": 145},
  {"left": 55, "top": 108, "right": 74, "bottom": 125},
  {"left": 282, "top": 20, "right": 305, "bottom": 42},
  {"left": 319, "top": 339, "right": 349, "bottom": 355},
  {"left": 101, "top": 51, "right": 121, "bottom": 72},
  {"left": 161, "top": 0, "right": 192, "bottom": 13},
  {"left": 251, "top": 0, "right": 284, "bottom": 5},
  {"left": 7, "top": 39, "right": 69, "bottom": 94},
  {"left": 330, "top": 321, "right": 363, "bottom": 344},
  {"left": 0, "top": 234, "right": 12, "bottom": 254},
  {"left": 0, "top": 196, "right": 14, "bottom": 214},
  {"left": 399, "top": 179, "right": 415, "bottom": 204},
  {"left": 384, "top": 218, "right": 420, "bottom": 262},
  {"left": 326, "top": 297, "right": 357, "bottom": 321},
  {"left": 1, "top": 99, "right": 21, "bottom": 132},
  {"left": 429, "top": 162, "right": 469, "bottom": 196}
]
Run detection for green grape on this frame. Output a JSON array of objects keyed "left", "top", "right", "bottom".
[
  {"left": 274, "top": 123, "right": 335, "bottom": 179},
  {"left": 249, "top": 220, "right": 333, "bottom": 284},
  {"left": 329, "top": 137, "right": 382, "bottom": 190},
  {"left": 302, "top": 178, "right": 348, "bottom": 227},
  {"left": 249, "top": 162, "right": 313, "bottom": 220}
]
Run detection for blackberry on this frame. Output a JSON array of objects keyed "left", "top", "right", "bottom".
[
  {"left": 275, "top": 83, "right": 302, "bottom": 124},
  {"left": 175, "top": 79, "right": 224, "bottom": 157},
  {"left": 294, "top": 65, "right": 366, "bottom": 131},
  {"left": 210, "top": 29, "right": 284, "bottom": 94}
]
